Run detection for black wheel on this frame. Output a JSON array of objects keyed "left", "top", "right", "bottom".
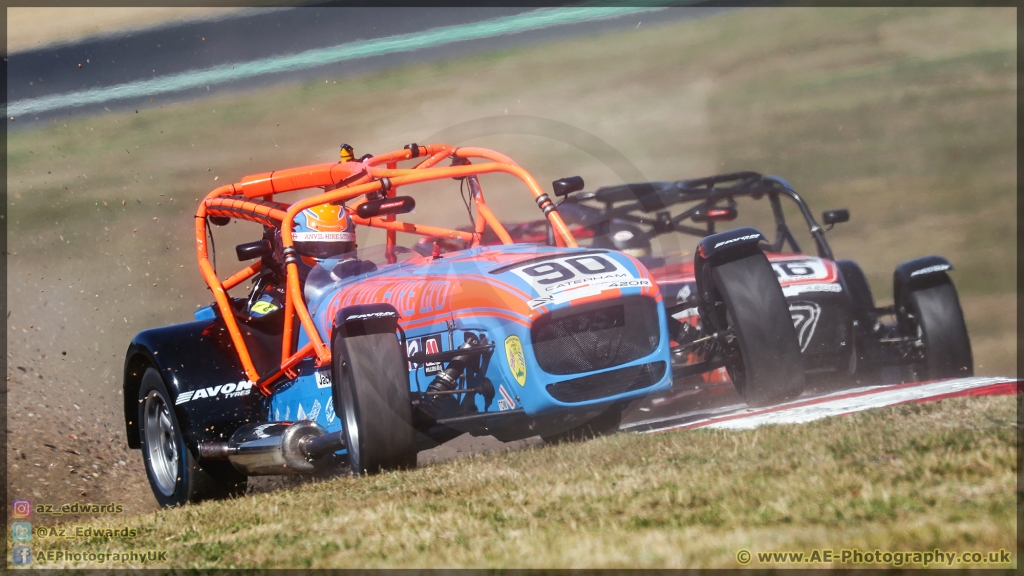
[
  {"left": 707, "top": 252, "right": 806, "bottom": 407},
  {"left": 898, "top": 275, "right": 973, "bottom": 380},
  {"left": 836, "top": 260, "right": 876, "bottom": 315},
  {"left": 138, "top": 367, "right": 246, "bottom": 507},
  {"left": 837, "top": 259, "right": 879, "bottom": 384},
  {"left": 542, "top": 405, "right": 622, "bottom": 445},
  {"left": 332, "top": 331, "right": 417, "bottom": 475}
]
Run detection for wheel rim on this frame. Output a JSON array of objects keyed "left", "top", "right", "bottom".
[
  {"left": 336, "top": 358, "right": 362, "bottom": 472},
  {"left": 144, "top": 392, "right": 179, "bottom": 496}
]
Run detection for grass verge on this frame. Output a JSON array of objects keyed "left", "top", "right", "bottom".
[{"left": 16, "top": 395, "right": 1017, "bottom": 568}]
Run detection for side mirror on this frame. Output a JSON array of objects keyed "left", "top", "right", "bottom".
[
  {"left": 208, "top": 215, "right": 231, "bottom": 227},
  {"left": 822, "top": 209, "right": 850, "bottom": 225},
  {"left": 552, "top": 176, "right": 585, "bottom": 197},
  {"left": 356, "top": 196, "right": 416, "bottom": 219},
  {"left": 236, "top": 239, "right": 272, "bottom": 261}
]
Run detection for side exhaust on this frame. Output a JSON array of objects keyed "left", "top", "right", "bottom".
[{"left": 198, "top": 421, "right": 346, "bottom": 475}]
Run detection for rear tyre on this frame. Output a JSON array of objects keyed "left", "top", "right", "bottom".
[
  {"left": 138, "top": 367, "right": 246, "bottom": 507},
  {"left": 332, "top": 331, "right": 417, "bottom": 475},
  {"left": 542, "top": 405, "right": 622, "bottom": 445},
  {"left": 708, "top": 252, "right": 806, "bottom": 407},
  {"left": 898, "top": 275, "right": 973, "bottom": 380}
]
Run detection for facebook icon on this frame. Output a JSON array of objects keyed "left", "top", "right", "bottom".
[{"left": 12, "top": 545, "right": 32, "bottom": 565}]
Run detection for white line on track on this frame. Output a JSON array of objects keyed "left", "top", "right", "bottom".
[
  {"left": 6, "top": 6, "right": 671, "bottom": 118},
  {"left": 625, "top": 376, "right": 1018, "bottom": 433}
]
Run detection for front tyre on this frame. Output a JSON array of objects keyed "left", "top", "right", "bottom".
[
  {"left": 898, "top": 274, "right": 973, "bottom": 380},
  {"left": 332, "top": 331, "right": 417, "bottom": 475},
  {"left": 138, "top": 367, "right": 246, "bottom": 507},
  {"left": 706, "top": 251, "right": 806, "bottom": 407}
]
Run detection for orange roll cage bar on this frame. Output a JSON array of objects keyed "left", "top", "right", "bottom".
[{"left": 194, "top": 144, "right": 579, "bottom": 394}]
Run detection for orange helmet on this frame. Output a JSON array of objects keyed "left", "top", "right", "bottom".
[{"left": 291, "top": 203, "right": 356, "bottom": 261}]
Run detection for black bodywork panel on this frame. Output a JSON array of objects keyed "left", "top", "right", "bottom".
[
  {"left": 123, "top": 318, "right": 270, "bottom": 450},
  {"left": 894, "top": 255, "right": 953, "bottom": 290}
]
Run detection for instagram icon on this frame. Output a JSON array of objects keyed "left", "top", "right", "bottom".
[{"left": 12, "top": 499, "right": 32, "bottom": 518}]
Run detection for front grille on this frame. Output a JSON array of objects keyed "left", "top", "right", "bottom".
[
  {"left": 547, "top": 361, "right": 667, "bottom": 403},
  {"left": 531, "top": 296, "right": 660, "bottom": 375}
]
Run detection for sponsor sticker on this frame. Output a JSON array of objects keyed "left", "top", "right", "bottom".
[
  {"left": 422, "top": 336, "right": 443, "bottom": 375},
  {"left": 407, "top": 335, "right": 443, "bottom": 374},
  {"left": 497, "top": 385, "right": 516, "bottom": 411},
  {"left": 789, "top": 302, "right": 822, "bottom": 352},
  {"left": 771, "top": 258, "right": 831, "bottom": 283},
  {"left": 713, "top": 233, "right": 761, "bottom": 249},
  {"left": 250, "top": 300, "right": 279, "bottom": 316},
  {"left": 406, "top": 338, "right": 421, "bottom": 370},
  {"left": 781, "top": 283, "right": 842, "bottom": 297},
  {"left": 292, "top": 231, "right": 355, "bottom": 242},
  {"left": 315, "top": 370, "right": 332, "bottom": 389},
  {"left": 509, "top": 254, "right": 649, "bottom": 309},
  {"left": 910, "top": 263, "right": 951, "bottom": 277},
  {"left": 175, "top": 380, "right": 254, "bottom": 405},
  {"left": 505, "top": 335, "right": 527, "bottom": 386},
  {"left": 344, "top": 310, "right": 397, "bottom": 321}
]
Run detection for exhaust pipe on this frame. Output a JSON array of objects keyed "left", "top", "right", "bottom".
[{"left": 198, "top": 421, "right": 345, "bottom": 475}]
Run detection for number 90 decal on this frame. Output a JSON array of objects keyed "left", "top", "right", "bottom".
[
  {"left": 517, "top": 255, "right": 619, "bottom": 286},
  {"left": 509, "top": 254, "right": 651, "bottom": 308}
]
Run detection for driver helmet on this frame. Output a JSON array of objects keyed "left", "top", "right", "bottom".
[
  {"left": 291, "top": 203, "right": 356, "bottom": 265},
  {"left": 596, "top": 221, "right": 652, "bottom": 260}
]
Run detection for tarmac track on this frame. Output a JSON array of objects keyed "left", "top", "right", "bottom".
[{"left": 6, "top": 5, "right": 731, "bottom": 122}]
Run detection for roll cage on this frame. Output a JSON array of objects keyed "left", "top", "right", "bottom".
[
  {"left": 565, "top": 171, "right": 835, "bottom": 261},
  {"left": 194, "top": 143, "right": 579, "bottom": 394}
]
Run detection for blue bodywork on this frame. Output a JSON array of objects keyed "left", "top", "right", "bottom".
[{"left": 268, "top": 243, "right": 672, "bottom": 441}]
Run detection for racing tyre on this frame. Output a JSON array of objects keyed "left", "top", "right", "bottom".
[
  {"left": 332, "top": 331, "right": 417, "bottom": 475},
  {"left": 836, "top": 260, "right": 876, "bottom": 315},
  {"left": 542, "top": 405, "right": 623, "bottom": 444},
  {"left": 837, "top": 259, "right": 879, "bottom": 384},
  {"left": 138, "top": 367, "right": 247, "bottom": 507},
  {"left": 898, "top": 275, "right": 973, "bottom": 380},
  {"left": 708, "top": 252, "right": 806, "bottom": 407}
]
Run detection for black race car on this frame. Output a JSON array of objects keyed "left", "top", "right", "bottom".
[{"left": 549, "top": 172, "right": 973, "bottom": 386}]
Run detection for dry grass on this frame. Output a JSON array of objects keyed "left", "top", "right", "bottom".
[
  {"left": 18, "top": 395, "right": 1017, "bottom": 568},
  {"left": 5, "top": 4, "right": 1017, "bottom": 531},
  {"left": 6, "top": 7, "right": 274, "bottom": 53}
]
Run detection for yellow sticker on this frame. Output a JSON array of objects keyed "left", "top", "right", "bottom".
[
  {"left": 250, "top": 300, "right": 279, "bottom": 315},
  {"left": 504, "top": 335, "right": 527, "bottom": 387}
]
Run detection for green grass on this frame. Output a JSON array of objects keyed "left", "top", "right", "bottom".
[{"left": 17, "top": 395, "right": 1018, "bottom": 568}]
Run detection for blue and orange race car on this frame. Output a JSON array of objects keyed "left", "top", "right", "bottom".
[{"left": 122, "top": 144, "right": 804, "bottom": 506}]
